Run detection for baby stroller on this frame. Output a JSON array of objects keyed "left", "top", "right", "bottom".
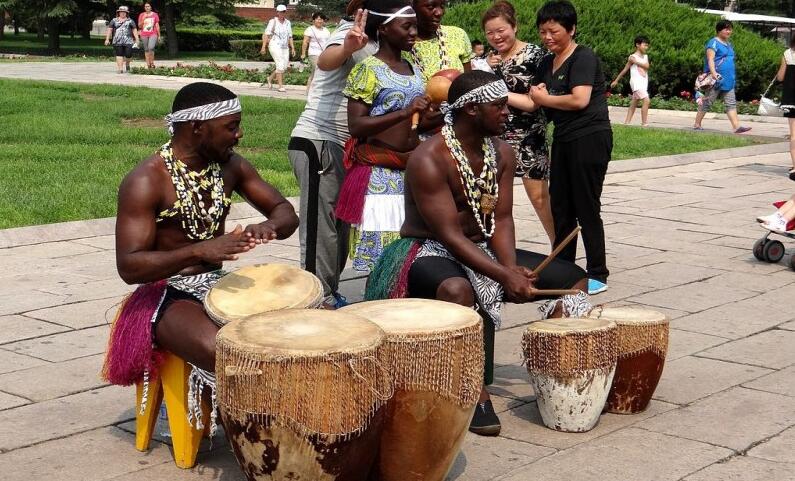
[{"left": 753, "top": 200, "right": 795, "bottom": 270}]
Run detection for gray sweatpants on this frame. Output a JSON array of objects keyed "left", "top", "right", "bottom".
[{"left": 287, "top": 137, "right": 348, "bottom": 303}]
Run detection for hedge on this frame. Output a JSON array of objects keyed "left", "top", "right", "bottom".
[
  {"left": 170, "top": 27, "right": 304, "bottom": 52},
  {"left": 230, "top": 39, "right": 303, "bottom": 61},
  {"left": 445, "top": 0, "right": 783, "bottom": 100}
]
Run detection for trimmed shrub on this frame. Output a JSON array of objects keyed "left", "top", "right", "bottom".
[
  {"left": 230, "top": 39, "right": 303, "bottom": 60},
  {"left": 171, "top": 27, "right": 303, "bottom": 52},
  {"left": 446, "top": 0, "right": 783, "bottom": 100}
]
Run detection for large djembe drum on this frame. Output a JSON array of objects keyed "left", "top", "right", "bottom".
[
  {"left": 216, "top": 310, "right": 392, "bottom": 481},
  {"left": 522, "top": 319, "right": 618, "bottom": 432},
  {"left": 341, "top": 299, "right": 483, "bottom": 481},
  {"left": 205, "top": 264, "right": 324, "bottom": 326},
  {"left": 587, "top": 306, "right": 669, "bottom": 414}
]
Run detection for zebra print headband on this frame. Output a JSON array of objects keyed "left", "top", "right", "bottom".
[
  {"left": 442, "top": 80, "right": 509, "bottom": 125},
  {"left": 165, "top": 98, "right": 242, "bottom": 136}
]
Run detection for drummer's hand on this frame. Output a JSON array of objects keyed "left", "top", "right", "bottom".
[
  {"left": 502, "top": 268, "right": 535, "bottom": 303},
  {"left": 509, "top": 265, "right": 538, "bottom": 283},
  {"left": 196, "top": 225, "right": 256, "bottom": 263},
  {"left": 243, "top": 222, "right": 278, "bottom": 244}
]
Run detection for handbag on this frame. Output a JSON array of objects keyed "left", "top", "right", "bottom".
[
  {"left": 694, "top": 56, "right": 726, "bottom": 93},
  {"left": 758, "top": 79, "right": 782, "bottom": 117}
]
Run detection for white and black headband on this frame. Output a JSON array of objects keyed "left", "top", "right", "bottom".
[
  {"left": 164, "top": 97, "right": 242, "bottom": 136},
  {"left": 442, "top": 80, "right": 509, "bottom": 124},
  {"left": 368, "top": 5, "right": 416, "bottom": 25}
]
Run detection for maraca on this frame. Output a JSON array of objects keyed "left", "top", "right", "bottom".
[{"left": 411, "top": 69, "right": 462, "bottom": 130}]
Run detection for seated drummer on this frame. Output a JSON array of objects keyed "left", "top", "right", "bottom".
[
  {"left": 108, "top": 82, "right": 298, "bottom": 433},
  {"left": 365, "top": 71, "right": 590, "bottom": 436}
]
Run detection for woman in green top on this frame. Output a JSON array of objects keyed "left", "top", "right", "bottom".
[{"left": 408, "top": 0, "right": 472, "bottom": 82}]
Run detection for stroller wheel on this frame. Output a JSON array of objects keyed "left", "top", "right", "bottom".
[
  {"left": 752, "top": 238, "right": 767, "bottom": 261},
  {"left": 762, "top": 240, "right": 785, "bottom": 263},
  {"left": 790, "top": 254, "right": 795, "bottom": 271}
]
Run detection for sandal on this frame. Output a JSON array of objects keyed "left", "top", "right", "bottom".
[{"left": 789, "top": 168, "right": 795, "bottom": 181}]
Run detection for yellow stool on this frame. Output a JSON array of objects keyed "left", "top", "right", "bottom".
[{"left": 135, "top": 352, "right": 210, "bottom": 469}]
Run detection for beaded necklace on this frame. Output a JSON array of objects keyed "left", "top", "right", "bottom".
[
  {"left": 441, "top": 124, "right": 498, "bottom": 238},
  {"left": 160, "top": 142, "right": 226, "bottom": 240},
  {"left": 411, "top": 27, "right": 449, "bottom": 77}
]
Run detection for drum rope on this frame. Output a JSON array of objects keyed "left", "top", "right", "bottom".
[{"left": 348, "top": 356, "right": 395, "bottom": 401}]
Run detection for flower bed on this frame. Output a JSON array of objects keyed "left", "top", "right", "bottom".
[
  {"left": 606, "top": 90, "right": 763, "bottom": 116},
  {"left": 131, "top": 61, "right": 310, "bottom": 86}
]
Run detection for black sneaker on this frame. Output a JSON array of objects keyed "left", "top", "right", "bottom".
[{"left": 469, "top": 400, "right": 501, "bottom": 436}]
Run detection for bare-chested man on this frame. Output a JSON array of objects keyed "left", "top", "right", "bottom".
[
  {"left": 107, "top": 82, "right": 298, "bottom": 433},
  {"left": 365, "top": 71, "right": 589, "bottom": 436}
]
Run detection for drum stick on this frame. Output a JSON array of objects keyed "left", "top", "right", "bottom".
[
  {"left": 532, "top": 226, "right": 581, "bottom": 276},
  {"left": 411, "top": 112, "right": 420, "bottom": 130},
  {"left": 530, "top": 288, "right": 581, "bottom": 296}
]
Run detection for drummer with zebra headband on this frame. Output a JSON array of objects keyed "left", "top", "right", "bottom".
[
  {"left": 104, "top": 82, "right": 298, "bottom": 435},
  {"left": 365, "top": 71, "right": 589, "bottom": 436}
]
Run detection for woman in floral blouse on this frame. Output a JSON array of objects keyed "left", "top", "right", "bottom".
[{"left": 483, "top": 0, "right": 553, "bottom": 245}]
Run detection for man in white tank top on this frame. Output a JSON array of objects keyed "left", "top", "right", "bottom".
[{"left": 610, "top": 35, "right": 651, "bottom": 126}]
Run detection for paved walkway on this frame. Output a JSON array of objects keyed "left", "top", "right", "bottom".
[{"left": 1, "top": 67, "right": 795, "bottom": 480}]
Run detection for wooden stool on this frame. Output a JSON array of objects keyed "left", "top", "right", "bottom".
[{"left": 135, "top": 352, "right": 210, "bottom": 469}]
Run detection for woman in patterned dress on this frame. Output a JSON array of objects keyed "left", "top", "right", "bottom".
[
  {"left": 483, "top": 0, "right": 554, "bottom": 245},
  {"left": 337, "top": 0, "right": 430, "bottom": 272}
]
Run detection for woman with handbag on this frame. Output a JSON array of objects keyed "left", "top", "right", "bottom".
[
  {"left": 776, "top": 37, "right": 795, "bottom": 181},
  {"left": 692, "top": 20, "right": 751, "bottom": 134}
]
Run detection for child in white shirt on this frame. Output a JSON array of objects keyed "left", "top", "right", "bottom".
[{"left": 611, "top": 36, "right": 651, "bottom": 126}]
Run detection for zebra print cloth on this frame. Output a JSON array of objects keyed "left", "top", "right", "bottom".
[
  {"left": 416, "top": 239, "right": 505, "bottom": 328},
  {"left": 164, "top": 98, "right": 242, "bottom": 136}
]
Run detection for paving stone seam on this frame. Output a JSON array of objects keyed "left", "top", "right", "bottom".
[
  {"left": 652, "top": 368, "right": 775, "bottom": 408},
  {"left": 0, "top": 314, "right": 78, "bottom": 345},
  {"left": 740, "top": 383, "right": 795, "bottom": 399},
  {"left": 0, "top": 388, "right": 32, "bottom": 405},
  {"left": 632, "top": 424, "right": 744, "bottom": 454},
  {"left": 21, "top": 296, "right": 123, "bottom": 329},
  {"left": 0, "top": 375, "right": 110, "bottom": 406},
  {"left": 0, "top": 343, "right": 104, "bottom": 364},
  {"left": 672, "top": 450, "right": 738, "bottom": 481},
  {"left": 0, "top": 418, "right": 135, "bottom": 455}
]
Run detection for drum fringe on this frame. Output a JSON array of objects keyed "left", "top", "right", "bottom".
[
  {"left": 216, "top": 343, "right": 391, "bottom": 438},
  {"left": 521, "top": 326, "right": 618, "bottom": 380},
  {"left": 615, "top": 323, "right": 669, "bottom": 358}
]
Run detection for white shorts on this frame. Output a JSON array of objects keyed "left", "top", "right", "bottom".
[
  {"left": 269, "top": 44, "right": 290, "bottom": 73},
  {"left": 632, "top": 89, "right": 649, "bottom": 100}
]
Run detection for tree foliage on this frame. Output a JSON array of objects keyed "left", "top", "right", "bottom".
[{"left": 446, "top": 0, "right": 784, "bottom": 100}]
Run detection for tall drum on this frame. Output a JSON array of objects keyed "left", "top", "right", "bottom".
[
  {"left": 205, "top": 264, "right": 324, "bottom": 326},
  {"left": 216, "top": 310, "right": 392, "bottom": 481},
  {"left": 522, "top": 319, "right": 618, "bottom": 432},
  {"left": 588, "top": 306, "right": 669, "bottom": 414},
  {"left": 341, "top": 299, "right": 483, "bottom": 481}
]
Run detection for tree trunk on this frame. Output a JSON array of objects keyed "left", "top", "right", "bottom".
[
  {"left": 47, "top": 17, "right": 61, "bottom": 54},
  {"left": 37, "top": 17, "right": 45, "bottom": 40},
  {"left": 13, "top": 12, "right": 19, "bottom": 35},
  {"left": 164, "top": 2, "right": 178, "bottom": 57},
  {"left": 0, "top": 11, "right": 6, "bottom": 41}
]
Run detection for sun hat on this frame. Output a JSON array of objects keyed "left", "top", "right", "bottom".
[
  {"left": 276, "top": 4, "right": 287, "bottom": 12},
  {"left": 117, "top": 6, "right": 129, "bottom": 13}
]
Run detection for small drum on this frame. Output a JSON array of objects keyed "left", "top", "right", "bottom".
[
  {"left": 522, "top": 318, "right": 618, "bottom": 432},
  {"left": 216, "top": 309, "right": 392, "bottom": 481},
  {"left": 341, "top": 299, "right": 483, "bottom": 481},
  {"left": 588, "top": 306, "right": 669, "bottom": 414},
  {"left": 204, "top": 263, "right": 324, "bottom": 325}
]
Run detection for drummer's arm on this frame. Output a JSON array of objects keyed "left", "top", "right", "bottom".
[
  {"left": 234, "top": 155, "right": 299, "bottom": 242},
  {"left": 115, "top": 168, "right": 255, "bottom": 284},
  {"left": 489, "top": 141, "right": 519, "bottom": 268}
]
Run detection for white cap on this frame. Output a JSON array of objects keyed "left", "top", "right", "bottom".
[
  {"left": 276, "top": 4, "right": 287, "bottom": 12},
  {"left": 117, "top": 5, "right": 129, "bottom": 13}
]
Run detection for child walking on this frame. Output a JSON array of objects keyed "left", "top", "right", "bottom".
[{"left": 611, "top": 36, "right": 651, "bottom": 126}]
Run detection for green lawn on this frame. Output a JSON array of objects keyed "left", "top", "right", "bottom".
[
  {"left": 0, "top": 33, "right": 236, "bottom": 61},
  {"left": 0, "top": 79, "right": 764, "bottom": 229}
]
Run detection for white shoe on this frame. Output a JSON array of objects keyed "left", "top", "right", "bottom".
[
  {"left": 756, "top": 213, "right": 776, "bottom": 224},
  {"left": 762, "top": 213, "right": 788, "bottom": 232}
]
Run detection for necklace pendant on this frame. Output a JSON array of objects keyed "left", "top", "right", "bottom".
[{"left": 480, "top": 193, "right": 497, "bottom": 215}]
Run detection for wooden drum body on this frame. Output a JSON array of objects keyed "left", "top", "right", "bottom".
[
  {"left": 588, "top": 306, "right": 669, "bottom": 414},
  {"left": 205, "top": 264, "right": 324, "bottom": 326},
  {"left": 522, "top": 319, "right": 618, "bottom": 432},
  {"left": 341, "top": 299, "right": 483, "bottom": 481},
  {"left": 216, "top": 310, "right": 392, "bottom": 481}
]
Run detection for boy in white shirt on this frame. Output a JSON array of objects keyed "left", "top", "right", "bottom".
[{"left": 611, "top": 35, "right": 651, "bottom": 126}]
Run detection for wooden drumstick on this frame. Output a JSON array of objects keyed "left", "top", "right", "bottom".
[
  {"left": 530, "top": 288, "right": 581, "bottom": 296},
  {"left": 532, "top": 226, "right": 582, "bottom": 276}
]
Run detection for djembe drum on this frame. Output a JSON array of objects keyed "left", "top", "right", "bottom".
[
  {"left": 522, "top": 319, "right": 618, "bottom": 432},
  {"left": 587, "top": 306, "right": 669, "bottom": 414},
  {"left": 204, "top": 263, "right": 324, "bottom": 326},
  {"left": 216, "top": 309, "right": 392, "bottom": 481},
  {"left": 341, "top": 299, "right": 483, "bottom": 481}
]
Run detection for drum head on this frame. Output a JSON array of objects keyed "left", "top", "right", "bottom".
[
  {"left": 587, "top": 306, "right": 668, "bottom": 325},
  {"left": 341, "top": 299, "right": 481, "bottom": 334},
  {"left": 205, "top": 264, "right": 323, "bottom": 323},
  {"left": 217, "top": 309, "right": 384, "bottom": 357},
  {"left": 527, "top": 318, "right": 615, "bottom": 334}
]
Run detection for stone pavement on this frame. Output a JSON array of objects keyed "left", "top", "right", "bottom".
[{"left": 1, "top": 132, "right": 795, "bottom": 479}]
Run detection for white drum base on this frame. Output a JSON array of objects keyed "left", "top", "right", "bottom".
[{"left": 530, "top": 368, "right": 616, "bottom": 432}]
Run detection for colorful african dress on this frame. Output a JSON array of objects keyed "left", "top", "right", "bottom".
[
  {"left": 405, "top": 25, "right": 472, "bottom": 83},
  {"left": 342, "top": 56, "right": 424, "bottom": 272}
]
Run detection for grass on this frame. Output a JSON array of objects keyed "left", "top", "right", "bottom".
[
  {"left": 0, "top": 78, "right": 765, "bottom": 229},
  {"left": 0, "top": 32, "right": 237, "bottom": 61}
]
